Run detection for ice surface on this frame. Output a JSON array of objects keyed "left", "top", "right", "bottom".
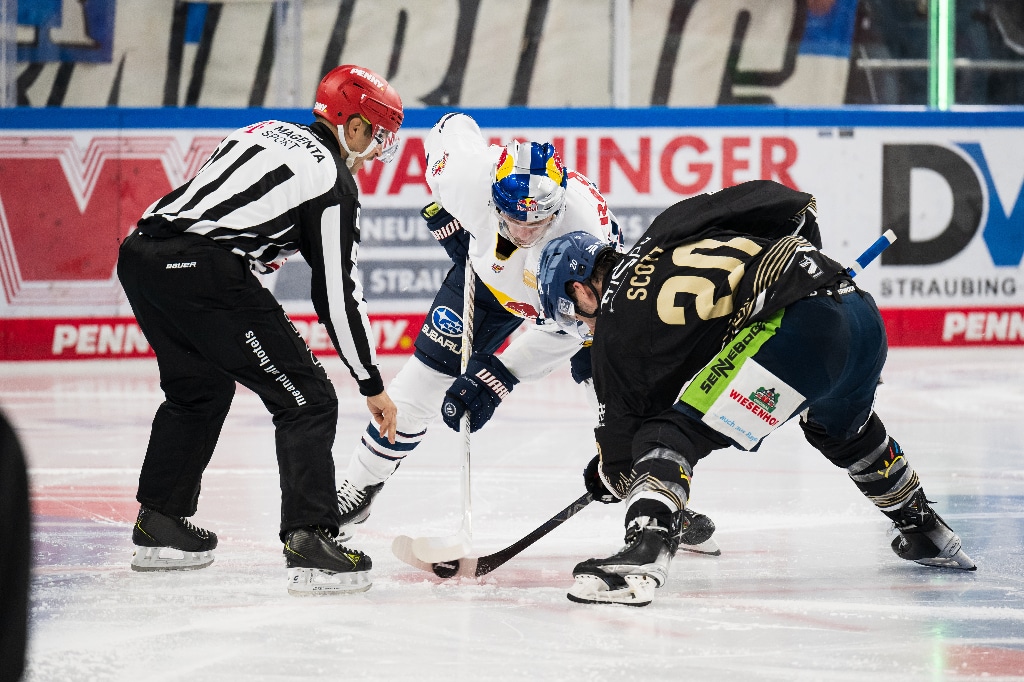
[{"left": 4, "top": 349, "right": 1024, "bottom": 681}]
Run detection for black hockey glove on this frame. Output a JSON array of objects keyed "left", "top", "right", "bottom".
[
  {"left": 422, "top": 202, "right": 469, "bottom": 265},
  {"left": 583, "top": 454, "right": 622, "bottom": 504},
  {"left": 441, "top": 353, "right": 519, "bottom": 433}
]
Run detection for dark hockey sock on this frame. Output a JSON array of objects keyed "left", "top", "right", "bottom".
[
  {"left": 625, "top": 447, "right": 692, "bottom": 518},
  {"left": 804, "top": 414, "right": 920, "bottom": 518}
]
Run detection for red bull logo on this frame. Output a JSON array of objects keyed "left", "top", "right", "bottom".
[
  {"left": 504, "top": 301, "right": 539, "bottom": 319},
  {"left": 517, "top": 197, "right": 539, "bottom": 212},
  {"left": 431, "top": 152, "right": 448, "bottom": 176}
]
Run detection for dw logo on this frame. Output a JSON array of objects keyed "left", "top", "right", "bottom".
[
  {"left": 881, "top": 143, "right": 1024, "bottom": 267},
  {"left": 430, "top": 306, "right": 464, "bottom": 337}
]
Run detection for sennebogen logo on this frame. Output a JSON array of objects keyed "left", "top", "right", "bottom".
[{"left": 881, "top": 144, "right": 1024, "bottom": 267}]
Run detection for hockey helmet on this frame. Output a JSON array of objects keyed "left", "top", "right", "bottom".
[
  {"left": 491, "top": 141, "right": 568, "bottom": 247},
  {"left": 537, "top": 230, "right": 615, "bottom": 335},
  {"left": 313, "top": 65, "right": 404, "bottom": 163}
]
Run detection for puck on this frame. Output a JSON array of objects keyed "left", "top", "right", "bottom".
[{"left": 432, "top": 560, "right": 459, "bottom": 578}]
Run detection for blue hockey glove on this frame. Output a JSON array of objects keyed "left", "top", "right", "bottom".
[
  {"left": 422, "top": 202, "right": 469, "bottom": 264},
  {"left": 441, "top": 353, "right": 519, "bottom": 433},
  {"left": 583, "top": 454, "right": 621, "bottom": 504}
]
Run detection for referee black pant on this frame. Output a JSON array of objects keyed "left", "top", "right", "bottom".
[{"left": 118, "top": 231, "right": 341, "bottom": 540}]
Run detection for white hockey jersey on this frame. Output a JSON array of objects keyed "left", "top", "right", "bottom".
[{"left": 424, "top": 113, "right": 620, "bottom": 381}]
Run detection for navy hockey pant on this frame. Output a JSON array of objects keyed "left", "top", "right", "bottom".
[
  {"left": 636, "top": 286, "right": 888, "bottom": 464},
  {"left": 117, "top": 231, "right": 341, "bottom": 540}
]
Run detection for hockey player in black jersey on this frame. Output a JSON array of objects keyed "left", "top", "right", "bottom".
[
  {"left": 537, "top": 180, "right": 976, "bottom": 607},
  {"left": 117, "top": 65, "right": 403, "bottom": 594}
]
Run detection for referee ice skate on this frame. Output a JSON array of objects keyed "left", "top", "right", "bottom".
[{"left": 117, "top": 65, "right": 402, "bottom": 595}]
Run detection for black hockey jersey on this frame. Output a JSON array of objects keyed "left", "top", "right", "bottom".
[
  {"left": 136, "top": 119, "right": 384, "bottom": 395},
  {"left": 592, "top": 180, "right": 846, "bottom": 466}
]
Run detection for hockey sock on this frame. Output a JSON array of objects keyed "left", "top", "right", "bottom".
[
  {"left": 345, "top": 423, "right": 425, "bottom": 488},
  {"left": 625, "top": 447, "right": 692, "bottom": 519},
  {"left": 855, "top": 437, "right": 922, "bottom": 521},
  {"left": 805, "top": 415, "right": 921, "bottom": 519}
]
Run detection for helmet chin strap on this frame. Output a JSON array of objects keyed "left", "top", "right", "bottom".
[{"left": 339, "top": 135, "right": 379, "bottom": 169}]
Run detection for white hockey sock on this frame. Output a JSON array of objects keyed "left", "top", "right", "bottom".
[{"left": 344, "top": 423, "right": 426, "bottom": 489}]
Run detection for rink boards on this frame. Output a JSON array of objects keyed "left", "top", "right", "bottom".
[{"left": 1, "top": 107, "right": 1023, "bottom": 359}]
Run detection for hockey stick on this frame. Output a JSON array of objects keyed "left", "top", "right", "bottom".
[
  {"left": 403, "top": 260, "right": 476, "bottom": 564},
  {"left": 394, "top": 231, "right": 897, "bottom": 570},
  {"left": 847, "top": 229, "right": 896, "bottom": 278},
  {"left": 393, "top": 492, "right": 594, "bottom": 578}
]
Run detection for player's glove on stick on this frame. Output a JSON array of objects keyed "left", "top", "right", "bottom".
[
  {"left": 442, "top": 353, "right": 519, "bottom": 433},
  {"left": 583, "top": 454, "right": 623, "bottom": 504},
  {"left": 422, "top": 202, "right": 469, "bottom": 265}
]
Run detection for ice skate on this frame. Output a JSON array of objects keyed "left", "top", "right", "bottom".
[
  {"left": 567, "top": 515, "right": 679, "bottom": 607},
  {"left": 677, "top": 508, "right": 720, "bottom": 556},
  {"left": 891, "top": 489, "right": 976, "bottom": 571},
  {"left": 284, "top": 527, "right": 372, "bottom": 595},
  {"left": 336, "top": 480, "right": 385, "bottom": 541},
  {"left": 130, "top": 506, "right": 217, "bottom": 572}
]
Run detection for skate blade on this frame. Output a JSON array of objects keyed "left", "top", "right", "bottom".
[
  {"left": 678, "top": 536, "right": 721, "bottom": 556},
  {"left": 287, "top": 567, "right": 372, "bottom": 595},
  {"left": 915, "top": 548, "right": 977, "bottom": 571},
  {"left": 566, "top": 574, "right": 656, "bottom": 607},
  {"left": 130, "top": 546, "right": 214, "bottom": 572}
]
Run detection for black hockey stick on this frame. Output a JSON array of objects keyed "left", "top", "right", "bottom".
[{"left": 392, "top": 492, "right": 593, "bottom": 579}]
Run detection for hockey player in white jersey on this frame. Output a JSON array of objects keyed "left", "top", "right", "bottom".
[{"left": 336, "top": 113, "right": 719, "bottom": 555}]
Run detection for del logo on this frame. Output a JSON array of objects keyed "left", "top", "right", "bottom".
[
  {"left": 749, "top": 387, "right": 779, "bottom": 413},
  {"left": 431, "top": 306, "right": 463, "bottom": 337},
  {"left": 882, "top": 143, "right": 1024, "bottom": 266},
  {"left": 431, "top": 152, "right": 448, "bottom": 176}
]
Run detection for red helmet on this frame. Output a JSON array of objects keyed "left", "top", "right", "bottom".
[{"left": 313, "top": 65, "right": 403, "bottom": 134}]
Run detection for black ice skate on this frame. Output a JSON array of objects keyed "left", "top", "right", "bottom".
[
  {"left": 567, "top": 515, "right": 680, "bottom": 607},
  {"left": 336, "top": 480, "right": 385, "bottom": 541},
  {"left": 284, "top": 527, "right": 372, "bottom": 595},
  {"left": 678, "top": 508, "right": 721, "bottom": 556},
  {"left": 891, "top": 489, "right": 976, "bottom": 571},
  {"left": 130, "top": 506, "right": 217, "bottom": 572}
]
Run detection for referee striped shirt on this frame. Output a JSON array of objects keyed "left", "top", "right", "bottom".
[{"left": 137, "top": 119, "right": 383, "bottom": 396}]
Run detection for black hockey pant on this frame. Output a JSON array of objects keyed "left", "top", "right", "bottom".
[{"left": 117, "top": 231, "right": 341, "bottom": 540}]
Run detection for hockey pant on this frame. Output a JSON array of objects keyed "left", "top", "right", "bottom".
[
  {"left": 628, "top": 287, "right": 922, "bottom": 523},
  {"left": 117, "top": 231, "right": 342, "bottom": 541},
  {"left": 345, "top": 260, "right": 594, "bottom": 489}
]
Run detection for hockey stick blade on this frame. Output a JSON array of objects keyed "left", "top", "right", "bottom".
[
  {"left": 409, "top": 530, "right": 472, "bottom": 564},
  {"left": 392, "top": 493, "right": 593, "bottom": 580}
]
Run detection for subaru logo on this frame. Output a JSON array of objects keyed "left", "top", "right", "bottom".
[{"left": 431, "top": 306, "right": 464, "bottom": 337}]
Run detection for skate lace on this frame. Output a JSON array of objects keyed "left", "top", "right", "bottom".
[
  {"left": 336, "top": 480, "right": 366, "bottom": 514},
  {"left": 327, "top": 531, "right": 366, "bottom": 558},
  {"left": 179, "top": 516, "right": 208, "bottom": 538}
]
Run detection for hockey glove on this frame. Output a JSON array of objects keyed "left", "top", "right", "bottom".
[
  {"left": 583, "top": 454, "right": 622, "bottom": 504},
  {"left": 441, "top": 353, "right": 519, "bottom": 433},
  {"left": 422, "top": 202, "right": 469, "bottom": 264}
]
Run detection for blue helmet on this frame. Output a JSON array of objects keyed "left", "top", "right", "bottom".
[
  {"left": 537, "top": 231, "right": 615, "bottom": 334},
  {"left": 492, "top": 141, "right": 567, "bottom": 247}
]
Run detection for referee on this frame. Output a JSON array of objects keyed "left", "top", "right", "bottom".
[{"left": 116, "top": 65, "right": 401, "bottom": 594}]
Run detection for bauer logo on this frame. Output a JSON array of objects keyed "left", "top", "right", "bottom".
[{"left": 431, "top": 306, "right": 464, "bottom": 337}]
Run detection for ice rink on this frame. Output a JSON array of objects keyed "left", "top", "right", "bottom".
[{"left": 4, "top": 347, "right": 1024, "bottom": 681}]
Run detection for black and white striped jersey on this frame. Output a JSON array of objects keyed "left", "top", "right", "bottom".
[{"left": 137, "top": 119, "right": 383, "bottom": 396}]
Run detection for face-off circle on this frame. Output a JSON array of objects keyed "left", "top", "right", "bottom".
[{"left": 432, "top": 560, "right": 459, "bottom": 578}]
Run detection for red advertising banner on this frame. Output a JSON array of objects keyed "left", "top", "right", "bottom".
[
  {"left": 0, "top": 313, "right": 426, "bottom": 361},
  {"left": 5, "top": 307, "right": 1024, "bottom": 360}
]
